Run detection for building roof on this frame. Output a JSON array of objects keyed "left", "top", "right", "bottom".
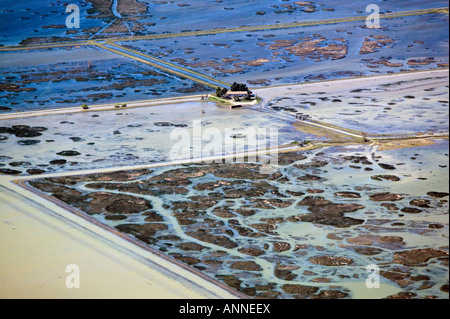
[{"left": 226, "top": 91, "right": 249, "bottom": 95}]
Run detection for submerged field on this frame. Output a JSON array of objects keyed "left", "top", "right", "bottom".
[
  {"left": 0, "top": 0, "right": 448, "bottom": 300},
  {"left": 27, "top": 140, "right": 449, "bottom": 299},
  {"left": 0, "top": 1, "right": 448, "bottom": 112},
  {"left": 119, "top": 13, "right": 448, "bottom": 87},
  {"left": 266, "top": 72, "right": 449, "bottom": 135},
  {"left": 0, "top": 46, "right": 210, "bottom": 112},
  {"left": 1, "top": 0, "right": 448, "bottom": 46},
  {"left": 0, "top": 101, "right": 304, "bottom": 176}
]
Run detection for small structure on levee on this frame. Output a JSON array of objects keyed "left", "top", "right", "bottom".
[
  {"left": 215, "top": 82, "right": 256, "bottom": 106},
  {"left": 224, "top": 91, "right": 249, "bottom": 100}
]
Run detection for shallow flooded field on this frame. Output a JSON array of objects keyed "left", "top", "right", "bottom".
[
  {"left": 266, "top": 74, "right": 449, "bottom": 134},
  {"left": 1, "top": 1, "right": 448, "bottom": 112},
  {"left": 28, "top": 140, "right": 449, "bottom": 299},
  {"left": 0, "top": 46, "right": 210, "bottom": 112},
  {"left": 0, "top": 101, "right": 304, "bottom": 176},
  {"left": 1, "top": 0, "right": 448, "bottom": 46},
  {"left": 120, "top": 13, "right": 449, "bottom": 87},
  {"left": 1, "top": 0, "right": 448, "bottom": 300}
]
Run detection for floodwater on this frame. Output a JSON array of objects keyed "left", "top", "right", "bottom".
[
  {"left": 0, "top": 1, "right": 448, "bottom": 112},
  {"left": 28, "top": 139, "right": 449, "bottom": 299},
  {"left": 266, "top": 73, "right": 449, "bottom": 134},
  {"left": 122, "top": 13, "right": 449, "bottom": 87},
  {"left": 0, "top": 101, "right": 304, "bottom": 175},
  {"left": 1, "top": 1, "right": 448, "bottom": 46},
  {"left": 1, "top": 0, "right": 448, "bottom": 300},
  {"left": 0, "top": 46, "right": 213, "bottom": 112}
]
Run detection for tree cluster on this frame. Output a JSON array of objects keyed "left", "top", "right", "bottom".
[
  {"left": 216, "top": 87, "right": 229, "bottom": 98},
  {"left": 230, "top": 82, "right": 249, "bottom": 92}
]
